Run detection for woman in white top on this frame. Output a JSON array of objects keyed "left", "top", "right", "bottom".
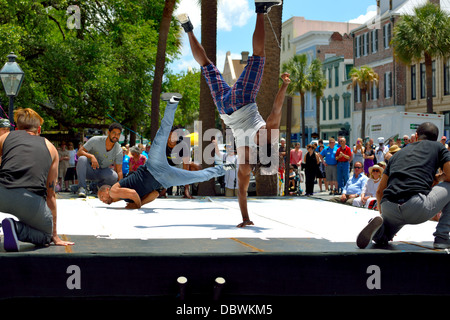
[
  {"left": 213, "top": 139, "right": 239, "bottom": 197},
  {"left": 353, "top": 164, "right": 383, "bottom": 208}
]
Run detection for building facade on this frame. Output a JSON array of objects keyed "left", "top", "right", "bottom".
[{"left": 280, "top": 17, "right": 360, "bottom": 145}]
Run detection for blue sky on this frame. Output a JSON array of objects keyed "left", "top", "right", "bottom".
[{"left": 170, "top": 0, "right": 378, "bottom": 73}]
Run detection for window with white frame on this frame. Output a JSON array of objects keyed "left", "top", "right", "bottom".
[
  {"left": 383, "top": 23, "right": 391, "bottom": 49},
  {"left": 371, "top": 29, "right": 378, "bottom": 53},
  {"left": 384, "top": 72, "right": 392, "bottom": 99}
]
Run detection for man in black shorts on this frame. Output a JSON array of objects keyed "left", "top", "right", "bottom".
[
  {"left": 97, "top": 93, "right": 235, "bottom": 209},
  {"left": 357, "top": 122, "right": 450, "bottom": 249}
]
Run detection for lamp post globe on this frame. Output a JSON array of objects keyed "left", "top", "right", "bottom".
[{"left": 0, "top": 52, "right": 25, "bottom": 129}]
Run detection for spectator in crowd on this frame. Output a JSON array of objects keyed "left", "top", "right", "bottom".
[
  {"left": 317, "top": 145, "right": 327, "bottom": 192},
  {"left": 0, "top": 118, "right": 10, "bottom": 137},
  {"left": 396, "top": 137, "right": 402, "bottom": 147},
  {"left": 410, "top": 134, "right": 416, "bottom": 143},
  {"left": 363, "top": 141, "right": 375, "bottom": 176},
  {"left": 290, "top": 142, "right": 302, "bottom": 170},
  {"left": 63, "top": 142, "right": 78, "bottom": 191},
  {"left": 353, "top": 164, "right": 383, "bottom": 208},
  {"left": 0, "top": 118, "right": 11, "bottom": 165},
  {"left": 279, "top": 138, "right": 286, "bottom": 177},
  {"left": 303, "top": 144, "right": 320, "bottom": 196},
  {"left": 375, "top": 137, "right": 389, "bottom": 163},
  {"left": 401, "top": 135, "right": 410, "bottom": 148},
  {"left": 76, "top": 123, "right": 123, "bottom": 198},
  {"left": 142, "top": 143, "right": 151, "bottom": 158},
  {"left": 128, "top": 145, "right": 147, "bottom": 174},
  {"left": 336, "top": 137, "right": 352, "bottom": 194},
  {"left": 357, "top": 122, "right": 450, "bottom": 249},
  {"left": 441, "top": 136, "right": 448, "bottom": 149},
  {"left": 320, "top": 137, "right": 338, "bottom": 195},
  {"left": 0, "top": 108, "right": 74, "bottom": 251},
  {"left": 329, "top": 161, "right": 368, "bottom": 205},
  {"left": 159, "top": 125, "right": 200, "bottom": 199},
  {"left": 58, "top": 141, "right": 70, "bottom": 191},
  {"left": 353, "top": 138, "right": 364, "bottom": 169},
  {"left": 122, "top": 146, "right": 130, "bottom": 176},
  {"left": 213, "top": 138, "right": 239, "bottom": 197},
  {"left": 384, "top": 144, "right": 401, "bottom": 163}
]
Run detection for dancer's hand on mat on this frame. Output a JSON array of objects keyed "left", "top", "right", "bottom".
[
  {"left": 52, "top": 235, "right": 74, "bottom": 247},
  {"left": 236, "top": 220, "right": 254, "bottom": 228},
  {"left": 125, "top": 202, "right": 140, "bottom": 209}
]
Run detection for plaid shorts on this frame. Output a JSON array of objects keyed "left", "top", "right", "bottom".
[{"left": 201, "top": 56, "right": 265, "bottom": 115}]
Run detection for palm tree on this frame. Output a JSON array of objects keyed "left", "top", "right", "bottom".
[
  {"left": 150, "top": 0, "right": 178, "bottom": 141},
  {"left": 255, "top": 3, "right": 284, "bottom": 196},
  {"left": 391, "top": 2, "right": 450, "bottom": 113},
  {"left": 309, "top": 58, "right": 327, "bottom": 138},
  {"left": 282, "top": 54, "right": 311, "bottom": 147},
  {"left": 197, "top": 0, "right": 218, "bottom": 196},
  {"left": 348, "top": 66, "right": 379, "bottom": 139}
]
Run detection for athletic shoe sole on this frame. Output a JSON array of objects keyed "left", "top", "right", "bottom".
[
  {"left": 356, "top": 216, "right": 383, "bottom": 249},
  {"left": 2, "top": 218, "right": 20, "bottom": 252},
  {"left": 161, "top": 92, "right": 182, "bottom": 102}
]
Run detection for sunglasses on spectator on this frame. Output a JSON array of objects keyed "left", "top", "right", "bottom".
[
  {"left": 372, "top": 169, "right": 380, "bottom": 173},
  {"left": 354, "top": 166, "right": 363, "bottom": 169}
]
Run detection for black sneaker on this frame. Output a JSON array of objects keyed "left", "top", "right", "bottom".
[
  {"left": 2, "top": 218, "right": 20, "bottom": 252},
  {"left": 161, "top": 92, "right": 182, "bottom": 103},
  {"left": 177, "top": 13, "right": 194, "bottom": 32},
  {"left": 223, "top": 163, "right": 236, "bottom": 171},
  {"left": 356, "top": 216, "right": 383, "bottom": 249},
  {"left": 255, "top": 0, "right": 282, "bottom": 14},
  {"left": 433, "top": 236, "right": 450, "bottom": 249}
]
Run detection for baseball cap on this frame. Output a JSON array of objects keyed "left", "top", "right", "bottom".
[{"left": 0, "top": 118, "right": 11, "bottom": 128}]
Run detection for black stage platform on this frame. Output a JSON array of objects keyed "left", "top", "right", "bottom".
[{"left": 1, "top": 196, "right": 449, "bottom": 316}]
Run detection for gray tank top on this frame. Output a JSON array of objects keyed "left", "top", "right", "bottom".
[{"left": 0, "top": 130, "right": 52, "bottom": 197}]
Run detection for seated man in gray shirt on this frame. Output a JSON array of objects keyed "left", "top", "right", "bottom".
[{"left": 76, "top": 123, "right": 123, "bottom": 197}]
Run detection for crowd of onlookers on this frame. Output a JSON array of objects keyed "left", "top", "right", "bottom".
[{"left": 278, "top": 134, "right": 450, "bottom": 210}]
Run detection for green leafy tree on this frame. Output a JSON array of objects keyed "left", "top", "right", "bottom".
[
  {"left": 348, "top": 66, "right": 379, "bottom": 139},
  {"left": 309, "top": 58, "right": 327, "bottom": 138},
  {"left": 392, "top": 2, "right": 450, "bottom": 113},
  {"left": 282, "top": 53, "right": 311, "bottom": 147},
  {"left": 0, "top": 0, "right": 181, "bottom": 146}
]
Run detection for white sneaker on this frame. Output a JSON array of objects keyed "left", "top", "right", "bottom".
[
  {"left": 255, "top": 0, "right": 282, "bottom": 14},
  {"left": 177, "top": 13, "right": 194, "bottom": 32},
  {"left": 78, "top": 187, "right": 86, "bottom": 198}
]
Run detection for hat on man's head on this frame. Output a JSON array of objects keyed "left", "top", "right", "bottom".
[
  {"left": 389, "top": 144, "right": 400, "bottom": 154},
  {"left": 441, "top": 136, "right": 447, "bottom": 141},
  {"left": 377, "top": 137, "right": 384, "bottom": 144},
  {"left": 0, "top": 118, "right": 11, "bottom": 128}
]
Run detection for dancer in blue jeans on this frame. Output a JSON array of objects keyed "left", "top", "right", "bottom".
[
  {"left": 98, "top": 93, "right": 235, "bottom": 209},
  {"left": 357, "top": 122, "right": 450, "bottom": 249}
]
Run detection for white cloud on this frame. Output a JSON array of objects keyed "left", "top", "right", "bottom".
[
  {"left": 348, "top": 5, "right": 378, "bottom": 24},
  {"left": 217, "top": 0, "right": 253, "bottom": 31},
  {"left": 171, "top": 0, "right": 253, "bottom": 73}
]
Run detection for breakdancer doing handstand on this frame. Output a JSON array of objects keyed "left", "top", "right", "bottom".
[
  {"left": 178, "top": 0, "right": 290, "bottom": 227},
  {"left": 98, "top": 93, "right": 235, "bottom": 208}
]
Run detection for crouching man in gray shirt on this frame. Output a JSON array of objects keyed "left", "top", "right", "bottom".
[{"left": 76, "top": 123, "right": 123, "bottom": 197}]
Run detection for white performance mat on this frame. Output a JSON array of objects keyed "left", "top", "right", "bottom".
[{"left": 31, "top": 196, "right": 439, "bottom": 243}]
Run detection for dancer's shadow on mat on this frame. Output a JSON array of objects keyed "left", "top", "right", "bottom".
[
  {"left": 134, "top": 224, "right": 269, "bottom": 233},
  {"left": 96, "top": 206, "right": 228, "bottom": 214}
]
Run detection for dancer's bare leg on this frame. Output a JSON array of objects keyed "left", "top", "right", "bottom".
[
  {"left": 253, "top": 13, "right": 265, "bottom": 57},
  {"left": 187, "top": 32, "right": 211, "bottom": 67}
]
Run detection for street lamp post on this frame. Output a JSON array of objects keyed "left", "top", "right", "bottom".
[{"left": 0, "top": 52, "right": 25, "bottom": 129}]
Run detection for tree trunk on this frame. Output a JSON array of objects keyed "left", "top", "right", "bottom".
[
  {"left": 316, "top": 95, "right": 321, "bottom": 138},
  {"left": 150, "top": 0, "right": 177, "bottom": 142},
  {"left": 300, "top": 92, "right": 306, "bottom": 147},
  {"left": 361, "top": 89, "right": 367, "bottom": 139},
  {"left": 424, "top": 52, "right": 434, "bottom": 113},
  {"left": 197, "top": 0, "right": 218, "bottom": 196},
  {"left": 254, "top": 4, "right": 283, "bottom": 196}
]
